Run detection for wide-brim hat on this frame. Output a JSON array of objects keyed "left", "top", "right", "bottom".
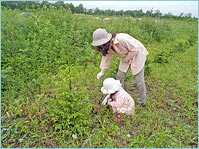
[
  {"left": 101, "top": 78, "right": 121, "bottom": 94},
  {"left": 92, "top": 28, "right": 112, "bottom": 46}
]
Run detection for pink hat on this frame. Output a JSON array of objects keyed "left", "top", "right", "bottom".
[{"left": 92, "top": 28, "right": 112, "bottom": 46}]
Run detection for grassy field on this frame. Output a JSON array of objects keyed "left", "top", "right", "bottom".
[{"left": 1, "top": 7, "right": 198, "bottom": 148}]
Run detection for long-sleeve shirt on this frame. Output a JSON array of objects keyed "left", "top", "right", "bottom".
[
  {"left": 108, "top": 87, "right": 135, "bottom": 115},
  {"left": 100, "top": 33, "right": 149, "bottom": 75}
]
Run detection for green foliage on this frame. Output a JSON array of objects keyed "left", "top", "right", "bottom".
[
  {"left": 46, "top": 65, "right": 92, "bottom": 133},
  {"left": 188, "top": 31, "right": 198, "bottom": 46},
  {"left": 153, "top": 50, "right": 170, "bottom": 64},
  {"left": 173, "top": 40, "right": 189, "bottom": 53},
  {"left": 139, "top": 18, "right": 173, "bottom": 42}
]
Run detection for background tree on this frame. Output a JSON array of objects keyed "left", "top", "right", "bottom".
[
  {"left": 146, "top": 9, "right": 153, "bottom": 17},
  {"left": 1, "top": 1, "right": 196, "bottom": 20},
  {"left": 154, "top": 10, "right": 162, "bottom": 18}
]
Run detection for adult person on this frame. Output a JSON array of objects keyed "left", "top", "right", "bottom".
[{"left": 92, "top": 28, "right": 149, "bottom": 106}]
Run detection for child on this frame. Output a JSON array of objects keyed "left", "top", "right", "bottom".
[{"left": 101, "top": 78, "right": 135, "bottom": 123}]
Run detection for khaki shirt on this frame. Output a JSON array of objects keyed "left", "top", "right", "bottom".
[{"left": 100, "top": 33, "right": 149, "bottom": 75}]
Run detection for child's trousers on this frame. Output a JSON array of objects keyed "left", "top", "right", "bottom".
[{"left": 116, "top": 67, "right": 147, "bottom": 104}]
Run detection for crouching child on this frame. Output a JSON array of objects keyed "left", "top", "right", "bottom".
[{"left": 101, "top": 78, "right": 135, "bottom": 123}]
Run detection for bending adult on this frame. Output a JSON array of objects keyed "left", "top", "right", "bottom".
[{"left": 92, "top": 28, "right": 149, "bottom": 106}]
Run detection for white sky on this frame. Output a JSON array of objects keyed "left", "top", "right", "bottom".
[{"left": 59, "top": 1, "right": 198, "bottom": 17}]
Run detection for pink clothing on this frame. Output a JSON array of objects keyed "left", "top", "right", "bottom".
[
  {"left": 108, "top": 87, "right": 135, "bottom": 115},
  {"left": 100, "top": 33, "right": 149, "bottom": 75}
]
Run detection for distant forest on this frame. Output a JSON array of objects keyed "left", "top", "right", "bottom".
[{"left": 2, "top": 1, "right": 196, "bottom": 20}]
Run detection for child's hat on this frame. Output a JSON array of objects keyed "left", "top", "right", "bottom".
[{"left": 101, "top": 78, "right": 121, "bottom": 94}]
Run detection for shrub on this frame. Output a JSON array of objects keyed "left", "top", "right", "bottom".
[
  {"left": 173, "top": 40, "right": 189, "bottom": 53},
  {"left": 153, "top": 51, "right": 169, "bottom": 64},
  {"left": 46, "top": 65, "right": 92, "bottom": 134}
]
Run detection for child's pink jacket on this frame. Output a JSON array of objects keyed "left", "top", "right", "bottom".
[{"left": 107, "top": 87, "right": 135, "bottom": 115}]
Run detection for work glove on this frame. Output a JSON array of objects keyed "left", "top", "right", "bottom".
[
  {"left": 102, "top": 94, "right": 110, "bottom": 105},
  {"left": 97, "top": 71, "right": 104, "bottom": 80}
]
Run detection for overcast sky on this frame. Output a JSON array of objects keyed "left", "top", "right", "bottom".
[{"left": 61, "top": 1, "right": 198, "bottom": 17}]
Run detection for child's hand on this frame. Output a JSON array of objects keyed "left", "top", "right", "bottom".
[{"left": 107, "top": 98, "right": 112, "bottom": 102}]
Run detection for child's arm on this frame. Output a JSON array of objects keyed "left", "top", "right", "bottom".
[{"left": 108, "top": 96, "right": 124, "bottom": 108}]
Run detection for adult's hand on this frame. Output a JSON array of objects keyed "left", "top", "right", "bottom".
[{"left": 97, "top": 71, "right": 104, "bottom": 80}]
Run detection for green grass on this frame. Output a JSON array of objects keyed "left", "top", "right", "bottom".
[{"left": 1, "top": 7, "right": 198, "bottom": 148}]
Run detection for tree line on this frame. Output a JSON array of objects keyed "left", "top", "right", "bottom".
[{"left": 1, "top": 1, "right": 196, "bottom": 20}]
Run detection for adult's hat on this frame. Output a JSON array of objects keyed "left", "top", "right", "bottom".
[{"left": 92, "top": 28, "right": 112, "bottom": 46}]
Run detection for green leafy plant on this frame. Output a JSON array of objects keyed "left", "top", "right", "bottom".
[{"left": 46, "top": 64, "right": 92, "bottom": 134}]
